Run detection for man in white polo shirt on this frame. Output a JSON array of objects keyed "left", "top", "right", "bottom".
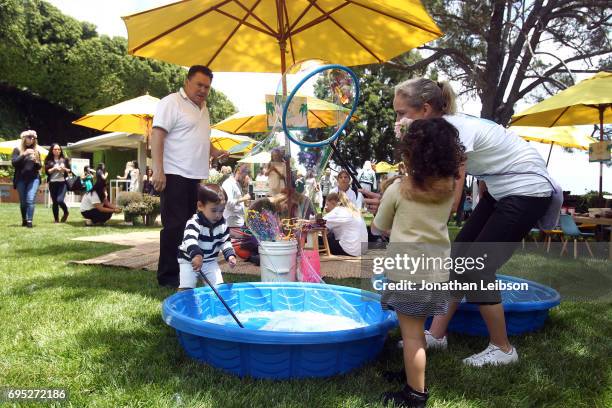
[{"left": 151, "top": 65, "right": 227, "bottom": 288}]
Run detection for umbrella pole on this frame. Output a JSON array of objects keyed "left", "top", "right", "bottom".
[
  {"left": 546, "top": 142, "right": 554, "bottom": 167},
  {"left": 598, "top": 106, "right": 605, "bottom": 200},
  {"left": 278, "top": 5, "right": 296, "bottom": 218}
]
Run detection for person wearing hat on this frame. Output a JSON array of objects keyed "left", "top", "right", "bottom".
[{"left": 12, "top": 130, "right": 43, "bottom": 227}]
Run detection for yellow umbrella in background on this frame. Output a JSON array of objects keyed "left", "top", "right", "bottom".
[
  {"left": 210, "top": 129, "right": 256, "bottom": 154},
  {"left": 213, "top": 96, "right": 356, "bottom": 134},
  {"left": 510, "top": 71, "right": 612, "bottom": 195},
  {"left": 0, "top": 139, "right": 48, "bottom": 158},
  {"left": 123, "top": 0, "right": 442, "bottom": 74},
  {"left": 509, "top": 125, "right": 598, "bottom": 166},
  {"left": 374, "top": 161, "right": 398, "bottom": 173},
  {"left": 72, "top": 95, "right": 159, "bottom": 135}
]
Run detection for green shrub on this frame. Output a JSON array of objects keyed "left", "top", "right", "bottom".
[
  {"left": 116, "top": 192, "right": 143, "bottom": 207},
  {"left": 142, "top": 194, "right": 161, "bottom": 214}
]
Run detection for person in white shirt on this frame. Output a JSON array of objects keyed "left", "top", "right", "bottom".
[
  {"left": 222, "top": 165, "right": 251, "bottom": 229},
  {"left": 357, "top": 160, "right": 377, "bottom": 192},
  {"left": 150, "top": 65, "right": 228, "bottom": 288},
  {"left": 362, "top": 77, "right": 555, "bottom": 370},
  {"left": 255, "top": 167, "right": 268, "bottom": 182},
  {"left": 329, "top": 169, "right": 364, "bottom": 210},
  {"left": 80, "top": 178, "right": 121, "bottom": 226},
  {"left": 323, "top": 191, "right": 368, "bottom": 256}
]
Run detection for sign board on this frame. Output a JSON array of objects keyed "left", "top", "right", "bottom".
[
  {"left": 589, "top": 141, "right": 612, "bottom": 162},
  {"left": 266, "top": 94, "right": 308, "bottom": 131},
  {"left": 70, "top": 158, "right": 90, "bottom": 176}
]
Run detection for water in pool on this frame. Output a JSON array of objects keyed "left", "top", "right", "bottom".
[{"left": 207, "top": 310, "right": 367, "bottom": 331}]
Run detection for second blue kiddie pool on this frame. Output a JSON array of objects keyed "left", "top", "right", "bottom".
[
  {"left": 441, "top": 275, "right": 561, "bottom": 336},
  {"left": 162, "top": 282, "right": 397, "bottom": 379}
]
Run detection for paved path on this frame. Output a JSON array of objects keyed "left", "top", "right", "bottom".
[{"left": 71, "top": 231, "right": 378, "bottom": 279}]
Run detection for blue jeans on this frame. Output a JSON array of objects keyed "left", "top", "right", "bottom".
[{"left": 16, "top": 177, "right": 40, "bottom": 221}]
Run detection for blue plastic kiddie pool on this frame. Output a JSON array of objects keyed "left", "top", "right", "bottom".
[
  {"left": 437, "top": 274, "right": 561, "bottom": 336},
  {"left": 162, "top": 282, "right": 398, "bottom": 379}
]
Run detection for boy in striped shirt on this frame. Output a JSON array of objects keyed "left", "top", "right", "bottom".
[{"left": 178, "top": 184, "right": 237, "bottom": 290}]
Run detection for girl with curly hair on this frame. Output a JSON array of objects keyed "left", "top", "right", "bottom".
[{"left": 374, "top": 118, "right": 466, "bottom": 407}]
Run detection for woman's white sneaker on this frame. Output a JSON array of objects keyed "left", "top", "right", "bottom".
[
  {"left": 425, "top": 330, "right": 447, "bottom": 350},
  {"left": 396, "top": 330, "right": 447, "bottom": 350},
  {"left": 463, "top": 343, "right": 518, "bottom": 367}
]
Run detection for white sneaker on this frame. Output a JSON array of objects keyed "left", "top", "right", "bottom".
[
  {"left": 396, "top": 330, "right": 448, "bottom": 350},
  {"left": 463, "top": 343, "right": 519, "bottom": 367},
  {"left": 425, "top": 330, "right": 448, "bottom": 350}
]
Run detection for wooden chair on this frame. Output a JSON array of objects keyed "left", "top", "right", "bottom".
[
  {"left": 542, "top": 229, "right": 564, "bottom": 253},
  {"left": 559, "top": 214, "right": 595, "bottom": 258},
  {"left": 300, "top": 226, "right": 332, "bottom": 257},
  {"left": 521, "top": 228, "right": 541, "bottom": 250}
]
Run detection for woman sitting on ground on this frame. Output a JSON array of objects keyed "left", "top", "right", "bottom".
[
  {"left": 80, "top": 177, "right": 122, "bottom": 226},
  {"left": 323, "top": 192, "right": 368, "bottom": 256}
]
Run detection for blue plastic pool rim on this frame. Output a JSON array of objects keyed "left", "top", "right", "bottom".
[
  {"left": 458, "top": 274, "right": 561, "bottom": 312},
  {"left": 162, "top": 282, "right": 397, "bottom": 345}
]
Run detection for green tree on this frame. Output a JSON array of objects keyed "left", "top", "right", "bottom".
[
  {"left": 394, "top": 0, "right": 611, "bottom": 125},
  {"left": 0, "top": 0, "right": 236, "bottom": 122},
  {"left": 314, "top": 53, "right": 427, "bottom": 166}
]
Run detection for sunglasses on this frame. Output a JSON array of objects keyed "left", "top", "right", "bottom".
[{"left": 25, "top": 135, "right": 37, "bottom": 139}]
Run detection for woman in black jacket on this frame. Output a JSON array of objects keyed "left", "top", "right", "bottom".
[
  {"left": 44, "top": 143, "right": 70, "bottom": 223},
  {"left": 12, "top": 130, "right": 42, "bottom": 227}
]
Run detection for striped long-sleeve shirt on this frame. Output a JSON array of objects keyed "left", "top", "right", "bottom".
[{"left": 178, "top": 212, "right": 235, "bottom": 263}]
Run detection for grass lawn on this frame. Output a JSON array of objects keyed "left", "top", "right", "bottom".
[{"left": 0, "top": 203, "right": 611, "bottom": 407}]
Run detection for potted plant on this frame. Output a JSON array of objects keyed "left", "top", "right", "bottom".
[
  {"left": 142, "top": 194, "right": 161, "bottom": 226},
  {"left": 117, "top": 192, "right": 143, "bottom": 223}
]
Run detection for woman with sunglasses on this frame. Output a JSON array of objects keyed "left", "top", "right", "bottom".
[{"left": 12, "top": 130, "right": 43, "bottom": 227}]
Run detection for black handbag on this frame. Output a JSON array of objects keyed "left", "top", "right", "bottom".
[{"left": 66, "top": 175, "right": 84, "bottom": 192}]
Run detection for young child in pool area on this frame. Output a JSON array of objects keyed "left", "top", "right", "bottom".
[
  {"left": 373, "top": 118, "right": 466, "bottom": 408},
  {"left": 177, "top": 183, "right": 237, "bottom": 290}
]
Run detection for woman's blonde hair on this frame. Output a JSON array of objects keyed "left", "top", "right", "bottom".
[
  {"left": 19, "top": 130, "right": 41, "bottom": 163},
  {"left": 326, "top": 191, "right": 359, "bottom": 216},
  {"left": 395, "top": 78, "right": 457, "bottom": 115}
]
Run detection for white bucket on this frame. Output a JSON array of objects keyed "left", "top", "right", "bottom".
[{"left": 259, "top": 240, "right": 298, "bottom": 282}]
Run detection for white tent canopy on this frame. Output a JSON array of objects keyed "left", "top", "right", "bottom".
[{"left": 66, "top": 132, "right": 142, "bottom": 153}]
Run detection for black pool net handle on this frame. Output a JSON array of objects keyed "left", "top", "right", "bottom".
[{"left": 197, "top": 269, "right": 244, "bottom": 328}]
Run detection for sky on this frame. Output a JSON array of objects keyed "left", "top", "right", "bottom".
[{"left": 46, "top": 0, "right": 611, "bottom": 194}]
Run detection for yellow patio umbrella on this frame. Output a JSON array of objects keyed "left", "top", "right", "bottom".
[
  {"left": 374, "top": 161, "right": 398, "bottom": 173},
  {"left": 510, "top": 71, "right": 612, "bottom": 195},
  {"left": 0, "top": 139, "right": 48, "bottom": 158},
  {"left": 123, "top": 0, "right": 442, "bottom": 74},
  {"left": 213, "top": 96, "right": 355, "bottom": 134},
  {"left": 72, "top": 95, "right": 160, "bottom": 135},
  {"left": 509, "top": 125, "right": 598, "bottom": 166},
  {"left": 210, "top": 128, "right": 256, "bottom": 153}
]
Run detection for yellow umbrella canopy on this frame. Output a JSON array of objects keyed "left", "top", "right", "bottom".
[
  {"left": 374, "top": 161, "right": 398, "bottom": 173},
  {"left": 0, "top": 139, "right": 48, "bottom": 157},
  {"left": 72, "top": 95, "right": 160, "bottom": 135},
  {"left": 213, "top": 95, "right": 355, "bottom": 134},
  {"left": 511, "top": 71, "right": 612, "bottom": 195},
  {"left": 210, "top": 128, "right": 256, "bottom": 153},
  {"left": 510, "top": 126, "right": 597, "bottom": 150},
  {"left": 511, "top": 72, "right": 612, "bottom": 127},
  {"left": 122, "top": 0, "right": 442, "bottom": 73}
]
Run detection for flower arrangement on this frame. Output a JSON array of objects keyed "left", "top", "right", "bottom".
[
  {"left": 246, "top": 210, "right": 295, "bottom": 242},
  {"left": 394, "top": 117, "right": 414, "bottom": 140}
]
